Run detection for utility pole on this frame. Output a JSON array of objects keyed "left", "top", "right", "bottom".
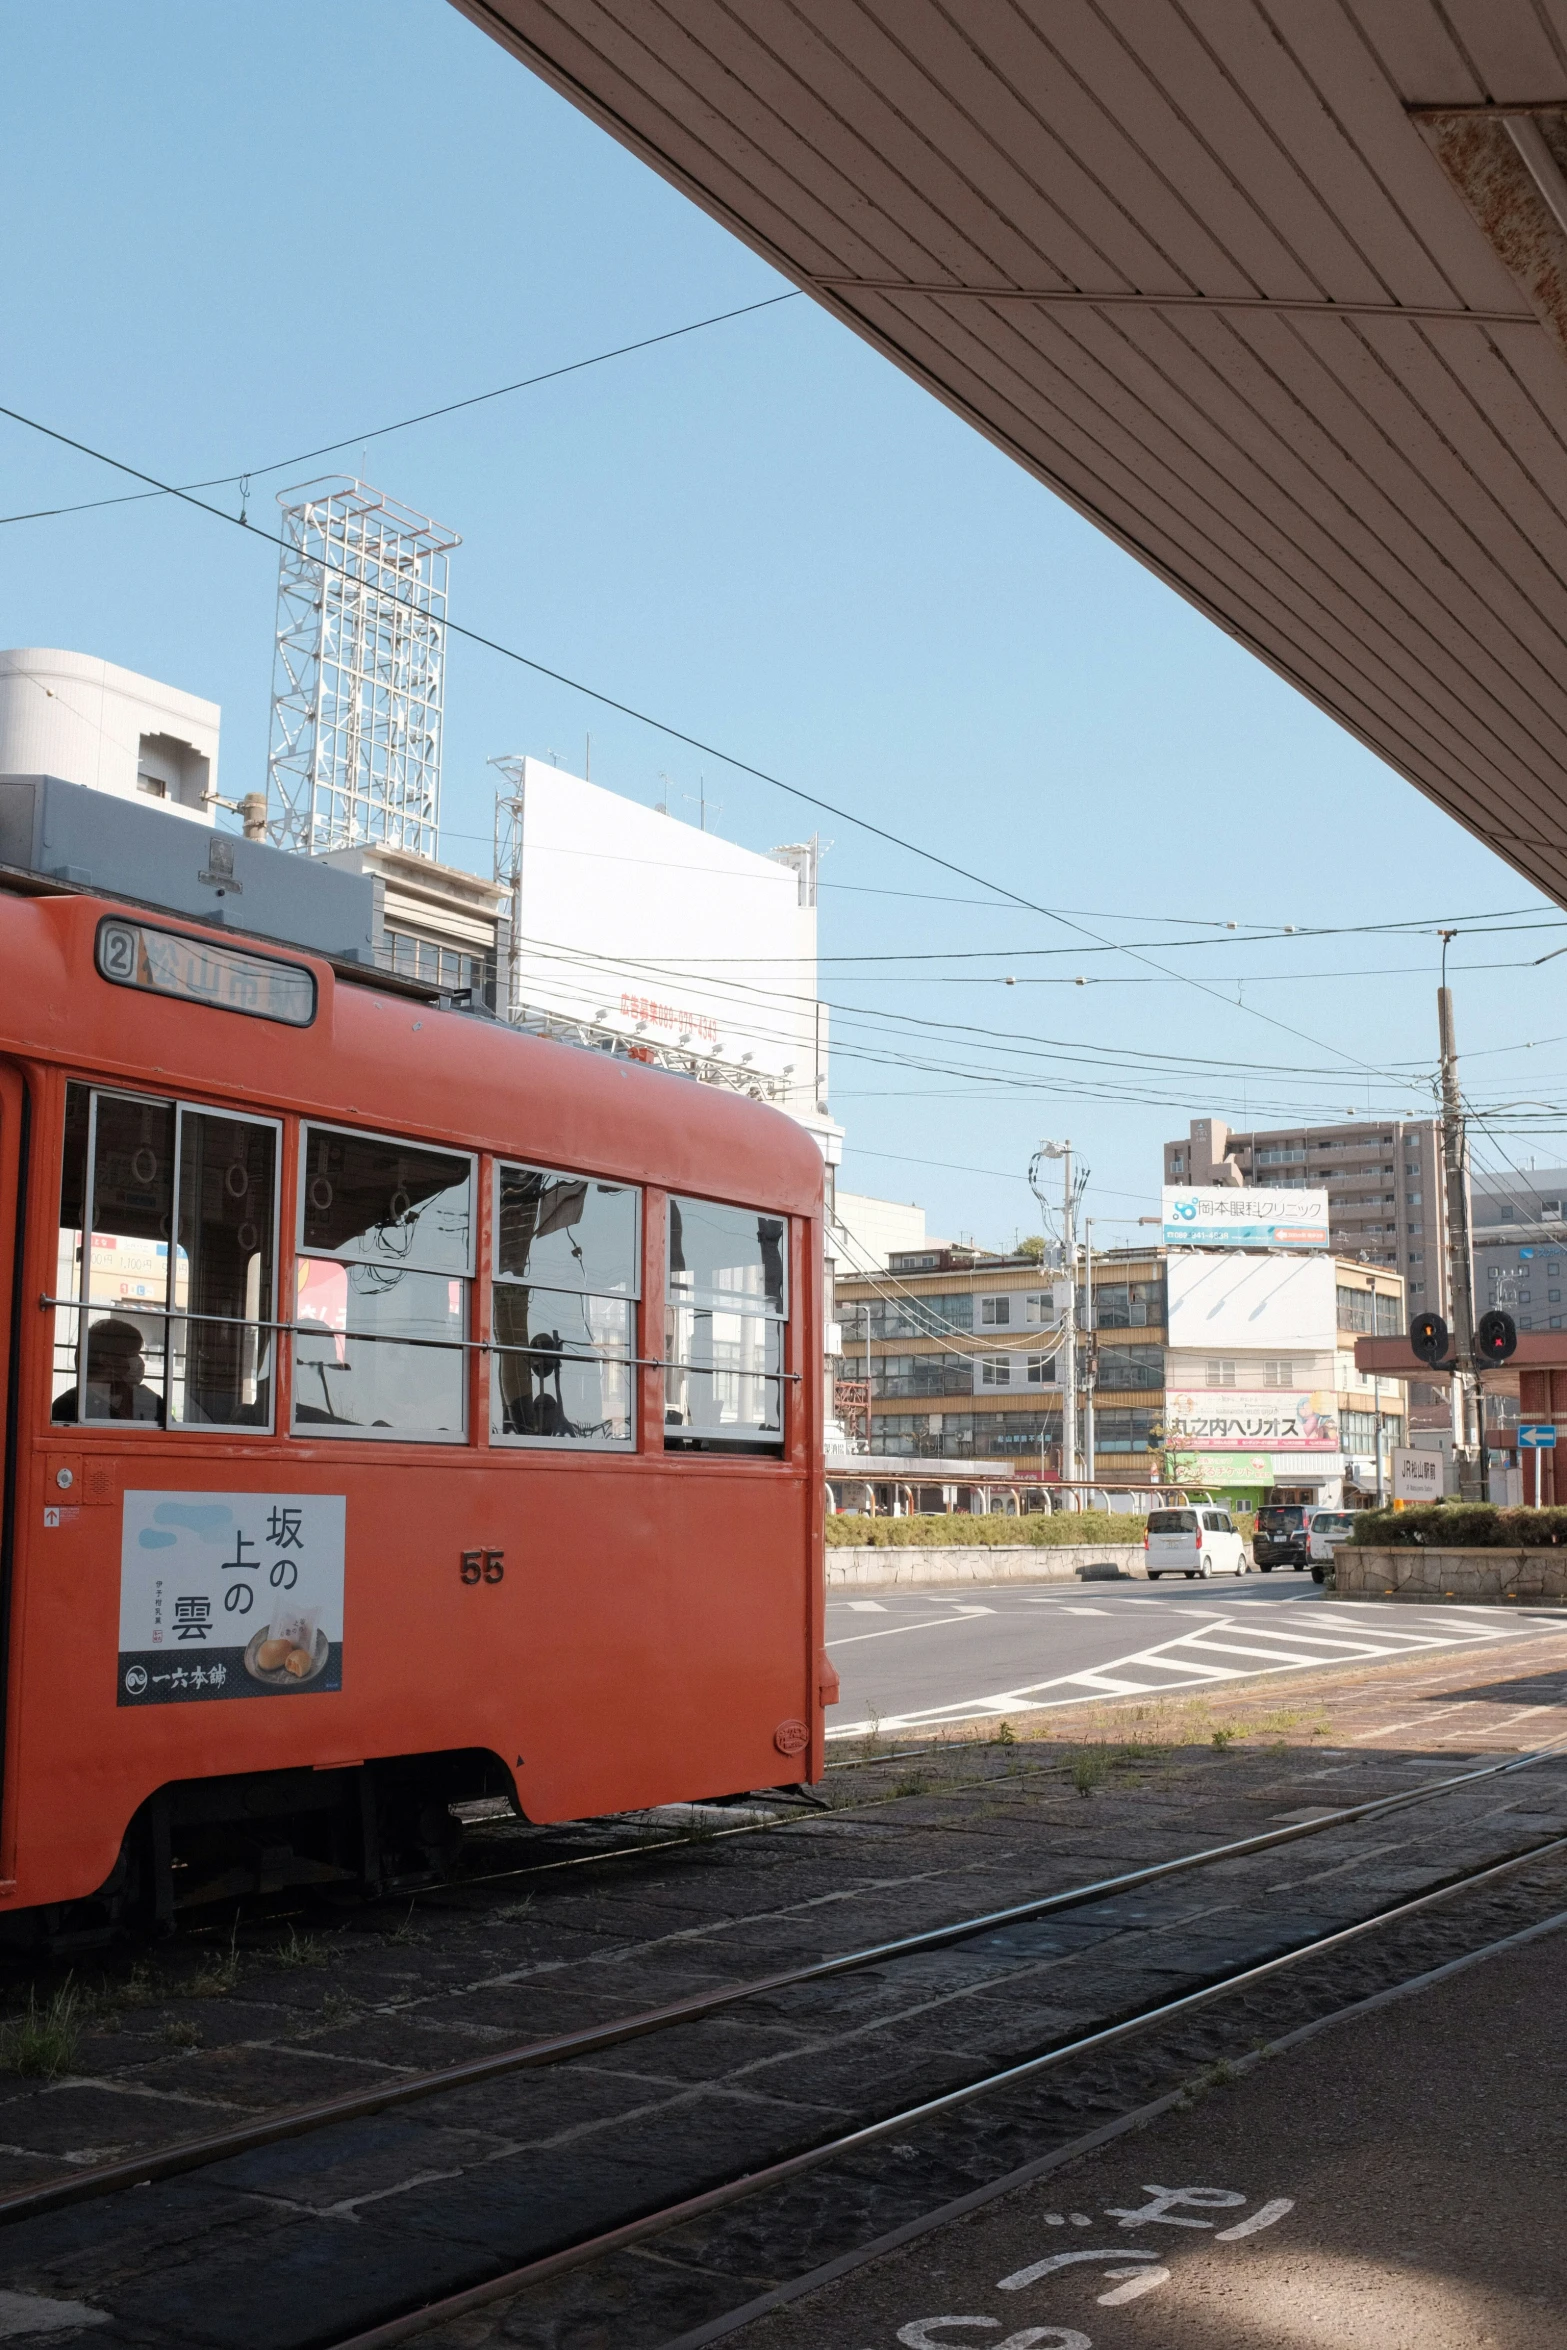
[
  {"left": 1030, "top": 1143, "right": 1079, "bottom": 1489},
  {"left": 1437, "top": 943, "right": 1482, "bottom": 1498},
  {"left": 864, "top": 1301, "right": 873, "bottom": 1455},
  {"left": 490, "top": 754, "right": 527, "bottom": 1025},
  {"left": 1083, "top": 1216, "right": 1097, "bottom": 1485}
]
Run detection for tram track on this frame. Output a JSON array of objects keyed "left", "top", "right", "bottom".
[
  {"left": 0, "top": 1738, "right": 1559, "bottom": 2231},
  {"left": 321, "top": 1834, "right": 1567, "bottom": 2350}
]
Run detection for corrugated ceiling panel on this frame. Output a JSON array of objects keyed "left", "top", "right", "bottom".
[{"left": 451, "top": 0, "right": 1567, "bottom": 904}]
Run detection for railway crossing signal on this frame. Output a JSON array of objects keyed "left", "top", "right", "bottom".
[
  {"left": 1409, "top": 1311, "right": 1450, "bottom": 1367},
  {"left": 1474, "top": 1310, "right": 1518, "bottom": 1365}
]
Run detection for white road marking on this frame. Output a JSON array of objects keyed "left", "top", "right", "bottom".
[
  {"left": 827, "top": 1600, "right": 1561, "bottom": 1737},
  {"left": 845, "top": 1601, "right": 887, "bottom": 1613},
  {"left": 1216, "top": 2197, "right": 1295, "bottom": 2239},
  {"left": 830, "top": 1616, "right": 997, "bottom": 1650},
  {"left": 1099, "top": 2265, "right": 1171, "bottom": 2303},
  {"left": 1060, "top": 1607, "right": 1111, "bottom": 1617},
  {"left": 999, "top": 2247, "right": 1157, "bottom": 2288},
  {"left": 0, "top": 2293, "right": 110, "bottom": 2336}
]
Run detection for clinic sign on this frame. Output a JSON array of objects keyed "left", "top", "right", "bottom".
[{"left": 1162, "top": 1186, "right": 1328, "bottom": 1250}]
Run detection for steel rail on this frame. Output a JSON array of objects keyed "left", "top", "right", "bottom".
[
  {"left": 326, "top": 1828, "right": 1567, "bottom": 2350},
  {"left": 0, "top": 1739, "right": 1558, "bottom": 2229}
]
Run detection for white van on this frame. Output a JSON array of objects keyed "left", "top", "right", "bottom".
[
  {"left": 1145, "top": 1505, "right": 1249, "bottom": 1581},
  {"left": 1307, "top": 1508, "right": 1355, "bottom": 1583}
]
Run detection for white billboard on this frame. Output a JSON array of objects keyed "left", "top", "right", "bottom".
[
  {"left": 1166, "top": 1252, "right": 1337, "bottom": 1355},
  {"left": 1162, "top": 1185, "right": 1328, "bottom": 1249},
  {"left": 506, "top": 760, "right": 825, "bottom": 1117}
]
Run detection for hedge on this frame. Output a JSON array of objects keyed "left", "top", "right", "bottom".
[
  {"left": 825, "top": 1510, "right": 1149, "bottom": 1549},
  {"left": 1351, "top": 1504, "right": 1567, "bottom": 1548}
]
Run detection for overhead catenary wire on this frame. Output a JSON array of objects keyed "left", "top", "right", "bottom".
[
  {"left": 511, "top": 933, "right": 1431, "bottom": 1092},
  {"left": 0, "top": 293, "right": 803, "bottom": 527},
  {"left": 0, "top": 395, "right": 1431, "bottom": 1082}
]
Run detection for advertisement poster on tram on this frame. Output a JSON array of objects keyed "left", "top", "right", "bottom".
[{"left": 118, "top": 1491, "right": 345, "bottom": 1705}]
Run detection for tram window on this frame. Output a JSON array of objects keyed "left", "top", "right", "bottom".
[
  {"left": 293, "top": 1125, "right": 473, "bottom": 1441},
  {"left": 52, "top": 1083, "right": 278, "bottom": 1429},
  {"left": 664, "top": 1197, "right": 787, "bottom": 1452},
  {"left": 492, "top": 1164, "right": 638, "bottom": 1448}
]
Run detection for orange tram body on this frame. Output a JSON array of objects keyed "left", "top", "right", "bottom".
[{"left": 0, "top": 887, "right": 831, "bottom": 1938}]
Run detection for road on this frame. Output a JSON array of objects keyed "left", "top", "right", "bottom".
[{"left": 825, "top": 1572, "right": 1567, "bottom": 1739}]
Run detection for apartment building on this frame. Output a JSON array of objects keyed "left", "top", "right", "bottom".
[{"left": 1165, "top": 1115, "right": 1446, "bottom": 1309}]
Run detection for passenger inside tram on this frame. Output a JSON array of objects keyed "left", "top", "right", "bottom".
[{"left": 50, "top": 1316, "right": 167, "bottom": 1425}]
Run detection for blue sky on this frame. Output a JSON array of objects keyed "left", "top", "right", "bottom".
[{"left": 5, "top": 0, "right": 1565, "bottom": 1246}]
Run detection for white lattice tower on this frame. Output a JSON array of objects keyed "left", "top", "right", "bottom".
[{"left": 267, "top": 478, "right": 460, "bottom": 857}]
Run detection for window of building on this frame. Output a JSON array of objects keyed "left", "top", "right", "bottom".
[
  {"left": 1550, "top": 1289, "right": 1562, "bottom": 1306},
  {"left": 383, "top": 929, "right": 488, "bottom": 1001},
  {"left": 293, "top": 1125, "right": 473, "bottom": 1440},
  {"left": 1255, "top": 1145, "right": 1305, "bottom": 1164},
  {"left": 1026, "top": 1353, "right": 1056, "bottom": 1384},
  {"left": 1206, "top": 1358, "right": 1236, "bottom": 1387},
  {"left": 980, "top": 1295, "right": 1011, "bottom": 1326},
  {"left": 872, "top": 1353, "right": 974, "bottom": 1398},
  {"left": 1096, "top": 1406, "right": 1164, "bottom": 1453},
  {"left": 1097, "top": 1344, "right": 1163, "bottom": 1389},
  {"left": 1406, "top": 1190, "right": 1422, "bottom": 1205},
  {"left": 1495, "top": 1204, "right": 1517, "bottom": 1222},
  {"left": 492, "top": 1164, "right": 638, "bottom": 1447},
  {"left": 1094, "top": 1278, "right": 1164, "bottom": 1329},
  {"left": 54, "top": 1083, "right": 279, "bottom": 1430},
  {"left": 865, "top": 1292, "right": 975, "bottom": 1341},
  {"left": 980, "top": 1356, "right": 1011, "bottom": 1386},
  {"left": 1259, "top": 1358, "right": 1297, "bottom": 1387},
  {"left": 1374, "top": 1292, "right": 1402, "bottom": 1336},
  {"left": 1551, "top": 1262, "right": 1562, "bottom": 1278},
  {"left": 665, "top": 1197, "right": 787, "bottom": 1451},
  {"left": 1335, "top": 1285, "right": 1374, "bottom": 1334},
  {"left": 1521, "top": 1288, "right": 1534, "bottom": 1303}
]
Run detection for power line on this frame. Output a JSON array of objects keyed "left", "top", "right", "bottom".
[
  {"left": 0, "top": 397, "right": 1410, "bottom": 1079},
  {"left": 0, "top": 294, "right": 802, "bottom": 527}
]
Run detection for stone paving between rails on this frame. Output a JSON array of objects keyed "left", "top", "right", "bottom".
[{"left": 0, "top": 1628, "right": 1565, "bottom": 2347}]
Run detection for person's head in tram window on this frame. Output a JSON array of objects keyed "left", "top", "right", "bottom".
[{"left": 52, "top": 1318, "right": 165, "bottom": 1425}]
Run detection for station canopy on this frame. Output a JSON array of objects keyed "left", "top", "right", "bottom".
[{"left": 454, "top": 2, "right": 1567, "bottom": 907}]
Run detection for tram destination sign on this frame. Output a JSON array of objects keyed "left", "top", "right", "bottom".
[
  {"left": 96, "top": 918, "right": 316, "bottom": 1026},
  {"left": 118, "top": 1491, "right": 345, "bottom": 1705}
]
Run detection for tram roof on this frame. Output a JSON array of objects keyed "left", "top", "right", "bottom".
[
  {"left": 456, "top": 1, "right": 1567, "bottom": 906},
  {"left": 0, "top": 887, "right": 824, "bottom": 1213}
]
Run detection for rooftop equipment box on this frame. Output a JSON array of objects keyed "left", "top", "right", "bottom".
[{"left": 0, "top": 773, "right": 377, "bottom": 965}]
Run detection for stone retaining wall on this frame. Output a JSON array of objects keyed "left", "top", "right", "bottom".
[
  {"left": 826, "top": 1544, "right": 1147, "bottom": 1590},
  {"left": 1332, "top": 1545, "right": 1567, "bottom": 1604}
]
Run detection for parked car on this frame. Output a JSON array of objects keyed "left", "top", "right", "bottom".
[
  {"left": 1253, "top": 1502, "right": 1315, "bottom": 1572},
  {"left": 1307, "top": 1508, "right": 1356, "bottom": 1583},
  {"left": 1145, "top": 1505, "right": 1249, "bottom": 1580}
]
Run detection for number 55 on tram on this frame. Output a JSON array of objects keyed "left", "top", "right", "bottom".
[{"left": 0, "top": 886, "right": 833, "bottom": 1937}]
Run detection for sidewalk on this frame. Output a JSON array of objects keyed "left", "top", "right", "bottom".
[{"left": 736, "top": 1921, "right": 1567, "bottom": 2350}]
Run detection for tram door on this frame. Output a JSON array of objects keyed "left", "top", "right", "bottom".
[{"left": 0, "top": 1064, "right": 25, "bottom": 1833}]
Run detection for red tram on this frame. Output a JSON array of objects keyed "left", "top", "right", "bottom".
[{"left": 0, "top": 886, "right": 830, "bottom": 1935}]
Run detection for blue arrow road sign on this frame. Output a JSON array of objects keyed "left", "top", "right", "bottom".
[{"left": 1519, "top": 1424, "right": 1557, "bottom": 1449}]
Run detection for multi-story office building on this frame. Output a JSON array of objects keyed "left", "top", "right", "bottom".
[
  {"left": 833, "top": 1242, "right": 1407, "bottom": 1507},
  {"left": 1164, "top": 1115, "right": 1447, "bottom": 1310}
]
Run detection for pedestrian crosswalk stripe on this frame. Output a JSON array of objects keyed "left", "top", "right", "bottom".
[{"left": 825, "top": 1599, "right": 1563, "bottom": 1738}]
